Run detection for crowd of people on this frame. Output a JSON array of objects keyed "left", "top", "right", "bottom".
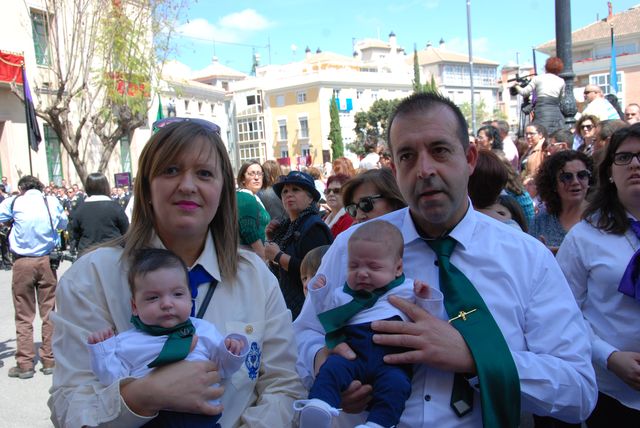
[{"left": 0, "top": 77, "right": 637, "bottom": 428}]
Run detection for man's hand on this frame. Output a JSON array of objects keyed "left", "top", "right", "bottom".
[
  {"left": 314, "top": 343, "right": 372, "bottom": 414},
  {"left": 607, "top": 351, "right": 640, "bottom": 390},
  {"left": 372, "top": 295, "right": 476, "bottom": 373}
]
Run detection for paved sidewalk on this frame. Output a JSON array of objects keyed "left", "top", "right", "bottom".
[{"left": 0, "top": 261, "right": 71, "bottom": 428}]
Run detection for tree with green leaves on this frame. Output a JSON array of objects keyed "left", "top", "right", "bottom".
[
  {"left": 328, "top": 94, "right": 344, "bottom": 159},
  {"left": 412, "top": 45, "right": 439, "bottom": 95},
  {"left": 459, "top": 98, "right": 490, "bottom": 131},
  {"left": 348, "top": 98, "right": 400, "bottom": 155},
  {"left": 13, "top": 0, "right": 188, "bottom": 185}
]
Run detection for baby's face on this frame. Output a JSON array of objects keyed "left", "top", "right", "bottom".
[
  {"left": 347, "top": 240, "right": 402, "bottom": 292},
  {"left": 131, "top": 267, "right": 192, "bottom": 328}
]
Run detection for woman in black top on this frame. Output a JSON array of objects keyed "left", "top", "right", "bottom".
[
  {"left": 71, "top": 173, "right": 129, "bottom": 256},
  {"left": 264, "top": 171, "right": 332, "bottom": 319}
]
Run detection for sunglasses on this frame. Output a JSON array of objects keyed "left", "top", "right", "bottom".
[
  {"left": 580, "top": 124, "right": 594, "bottom": 131},
  {"left": 345, "top": 194, "right": 383, "bottom": 218},
  {"left": 324, "top": 187, "right": 341, "bottom": 195},
  {"left": 558, "top": 170, "right": 591, "bottom": 184},
  {"left": 152, "top": 117, "right": 221, "bottom": 134},
  {"left": 614, "top": 152, "right": 640, "bottom": 166}
]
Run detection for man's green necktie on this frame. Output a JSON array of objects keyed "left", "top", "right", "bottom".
[
  {"left": 427, "top": 237, "right": 520, "bottom": 427},
  {"left": 130, "top": 315, "right": 196, "bottom": 368},
  {"left": 318, "top": 274, "right": 405, "bottom": 349}
]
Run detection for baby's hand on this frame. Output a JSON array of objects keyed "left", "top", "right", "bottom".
[
  {"left": 225, "top": 337, "right": 244, "bottom": 356},
  {"left": 311, "top": 274, "right": 327, "bottom": 290},
  {"left": 413, "top": 280, "right": 432, "bottom": 299},
  {"left": 87, "top": 328, "right": 114, "bottom": 344}
]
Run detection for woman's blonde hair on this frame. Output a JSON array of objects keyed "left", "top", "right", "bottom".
[{"left": 122, "top": 121, "right": 239, "bottom": 279}]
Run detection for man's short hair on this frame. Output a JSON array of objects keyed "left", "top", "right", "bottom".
[
  {"left": 17, "top": 175, "right": 44, "bottom": 192},
  {"left": 387, "top": 92, "right": 469, "bottom": 159},
  {"left": 492, "top": 119, "right": 510, "bottom": 137},
  {"left": 127, "top": 248, "right": 189, "bottom": 295},
  {"left": 349, "top": 220, "right": 404, "bottom": 261}
]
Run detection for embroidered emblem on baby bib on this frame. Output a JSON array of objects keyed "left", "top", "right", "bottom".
[{"left": 245, "top": 342, "right": 261, "bottom": 380}]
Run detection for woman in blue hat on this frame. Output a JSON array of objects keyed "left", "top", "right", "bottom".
[{"left": 265, "top": 171, "right": 333, "bottom": 319}]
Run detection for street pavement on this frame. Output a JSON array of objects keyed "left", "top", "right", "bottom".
[{"left": 0, "top": 260, "right": 71, "bottom": 428}]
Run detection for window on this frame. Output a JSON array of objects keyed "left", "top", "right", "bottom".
[
  {"left": 276, "top": 95, "right": 285, "bottom": 107},
  {"left": 238, "top": 117, "right": 264, "bottom": 142},
  {"left": 590, "top": 72, "right": 623, "bottom": 98},
  {"left": 246, "top": 94, "right": 261, "bottom": 106},
  {"left": 371, "top": 91, "right": 379, "bottom": 100},
  {"left": 278, "top": 119, "right": 288, "bottom": 141},
  {"left": 302, "top": 147, "right": 311, "bottom": 157},
  {"left": 120, "top": 136, "right": 132, "bottom": 172},
  {"left": 332, "top": 89, "right": 341, "bottom": 98},
  {"left": 356, "top": 90, "right": 363, "bottom": 99},
  {"left": 31, "top": 10, "right": 50, "bottom": 66},
  {"left": 239, "top": 142, "right": 264, "bottom": 164},
  {"left": 197, "top": 101, "right": 202, "bottom": 113},
  {"left": 184, "top": 100, "right": 190, "bottom": 112},
  {"left": 299, "top": 117, "right": 309, "bottom": 139},
  {"left": 280, "top": 148, "right": 289, "bottom": 158},
  {"left": 296, "top": 91, "right": 307, "bottom": 104},
  {"left": 44, "top": 125, "right": 62, "bottom": 185}
]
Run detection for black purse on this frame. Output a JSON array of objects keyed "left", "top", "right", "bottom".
[{"left": 43, "top": 196, "right": 63, "bottom": 271}]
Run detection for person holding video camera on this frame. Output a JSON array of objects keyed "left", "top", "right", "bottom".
[
  {"left": 513, "top": 57, "right": 567, "bottom": 135},
  {"left": 0, "top": 175, "right": 67, "bottom": 379}
]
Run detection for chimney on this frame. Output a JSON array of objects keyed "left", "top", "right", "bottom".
[
  {"left": 389, "top": 31, "right": 397, "bottom": 55},
  {"left": 316, "top": 47, "right": 322, "bottom": 54},
  {"left": 607, "top": 1, "right": 613, "bottom": 21},
  {"left": 426, "top": 41, "right": 432, "bottom": 48},
  {"left": 305, "top": 46, "right": 311, "bottom": 59},
  {"left": 439, "top": 37, "right": 445, "bottom": 49}
]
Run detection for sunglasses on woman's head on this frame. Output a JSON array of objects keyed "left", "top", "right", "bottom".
[
  {"left": 152, "top": 117, "right": 221, "bottom": 134},
  {"left": 558, "top": 170, "right": 590, "bottom": 184},
  {"left": 345, "top": 194, "right": 383, "bottom": 218}
]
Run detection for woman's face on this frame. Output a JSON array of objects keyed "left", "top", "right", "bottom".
[
  {"left": 242, "top": 164, "right": 263, "bottom": 194},
  {"left": 349, "top": 181, "right": 394, "bottom": 224},
  {"left": 150, "top": 137, "right": 223, "bottom": 243},
  {"left": 281, "top": 184, "right": 313, "bottom": 218},
  {"left": 476, "top": 130, "right": 492, "bottom": 150},
  {"left": 612, "top": 137, "right": 640, "bottom": 211},
  {"left": 579, "top": 120, "right": 596, "bottom": 139},
  {"left": 556, "top": 159, "right": 590, "bottom": 208},
  {"left": 525, "top": 126, "right": 541, "bottom": 148},
  {"left": 324, "top": 181, "right": 343, "bottom": 211}
]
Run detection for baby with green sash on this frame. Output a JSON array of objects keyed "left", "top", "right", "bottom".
[
  {"left": 86, "top": 248, "right": 248, "bottom": 428},
  {"left": 294, "top": 220, "right": 444, "bottom": 428}
]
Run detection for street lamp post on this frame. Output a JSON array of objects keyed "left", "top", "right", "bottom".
[
  {"left": 466, "top": 0, "right": 476, "bottom": 134},
  {"left": 555, "top": 0, "right": 578, "bottom": 128}
]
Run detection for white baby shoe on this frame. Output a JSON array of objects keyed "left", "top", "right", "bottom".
[{"left": 293, "top": 398, "right": 340, "bottom": 428}]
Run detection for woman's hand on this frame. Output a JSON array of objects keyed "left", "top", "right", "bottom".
[
  {"left": 87, "top": 328, "right": 114, "bottom": 344},
  {"left": 265, "top": 219, "right": 281, "bottom": 240},
  {"left": 314, "top": 343, "right": 373, "bottom": 413},
  {"left": 264, "top": 242, "right": 281, "bottom": 263},
  {"left": 607, "top": 351, "right": 640, "bottom": 390},
  {"left": 121, "top": 359, "right": 223, "bottom": 416}
]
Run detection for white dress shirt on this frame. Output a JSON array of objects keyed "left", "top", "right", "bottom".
[
  {"left": 557, "top": 217, "right": 640, "bottom": 410},
  {"left": 50, "top": 234, "right": 306, "bottom": 428},
  {"left": 87, "top": 318, "right": 249, "bottom": 406},
  {"left": 294, "top": 207, "right": 597, "bottom": 427}
]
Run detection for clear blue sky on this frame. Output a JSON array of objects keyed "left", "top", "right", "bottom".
[{"left": 170, "top": 0, "right": 640, "bottom": 75}]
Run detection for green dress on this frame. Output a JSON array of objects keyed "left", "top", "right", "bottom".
[{"left": 236, "top": 189, "right": 271, "bottom": 245}]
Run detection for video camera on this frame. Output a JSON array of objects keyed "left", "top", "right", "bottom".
[{"left": 508, "top": 73, "right": 536, "bottom": 96}]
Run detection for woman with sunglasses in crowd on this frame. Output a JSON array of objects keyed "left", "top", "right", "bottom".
[
  {"left": 264, "top": 171, "right": 333, "bottom": 319},
  {"left": 236, "top": 161, "right": 270, "bottom": 260},
  {"left": 50, "top": 118, "right": 305, "bottom": 427},
  {"left": 557, "top": 123, "right": 640, "bottom": 426},
  {"left": 321, "top": 173, "right": 353, "bottom": 238},
  {"left": 529, "top": 150, "right": 592, "bottom": 253},
  {"left": 341, "top": 168, "right": 406, "bottom": 225},
  {"left": 574, "top": 114, "right": 600, "bottom": 155}
]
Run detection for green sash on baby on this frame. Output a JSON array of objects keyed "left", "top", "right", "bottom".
[
  {"left": 318, "top": 274, "right": 405, "bottom": 349},
  {"left": 130, "top": 315, "right": 196, "bottom": 368}
]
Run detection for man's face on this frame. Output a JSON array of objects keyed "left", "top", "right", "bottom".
[
  {"left": 583, "top": 86, "right": 600, "bottom": 104},
  {"left": 625, "top": 105, "right": 640, "bottom": 125},
  {"left": 390, "top": 105, "right": 477, "bottom": 238}
]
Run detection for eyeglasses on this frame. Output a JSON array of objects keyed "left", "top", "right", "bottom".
[
  {"left": 583, "top": 91, "right": 595, "bottom": 96},
  {"left": 324, "top": 187, "right": 341, "bottom": 195},
  {"left": 152, "top": 117, "right": 221, "bottom": 134},
  {"left": 345, "top": 194, "right": 383, "bottom": 217},
  {"left": 614, "top": 152, "right": 640, "bottom": 166},
  {"left": 246, "top": 171, "right": 264, "bottom": 178},
  {"left": 558, "top": 170, "right": 591, "bottom": 184},
  {"left": 580, "top": 124, "right": 594, "bottom": 131}
]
